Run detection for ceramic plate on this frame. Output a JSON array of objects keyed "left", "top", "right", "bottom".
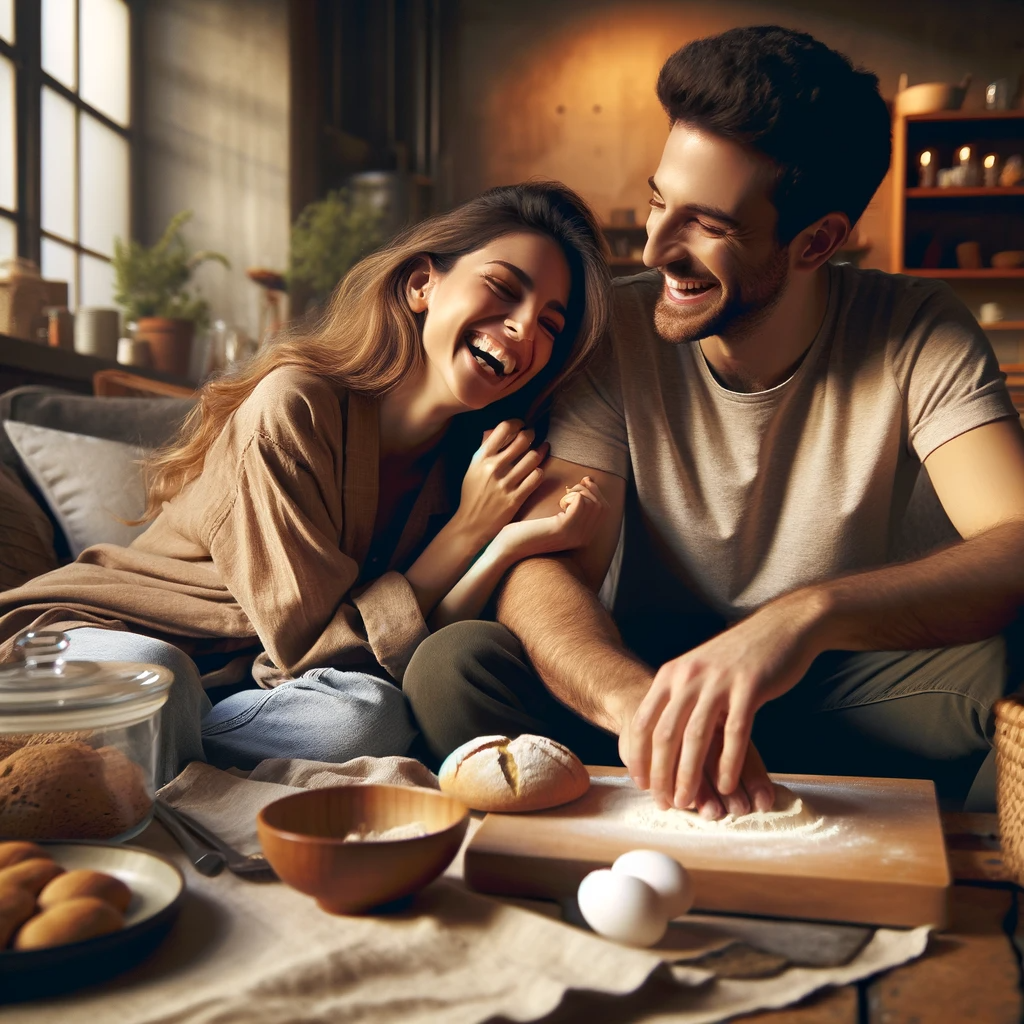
[{"left": 0, "top": 842, "right": 185, "bottom": 1003}]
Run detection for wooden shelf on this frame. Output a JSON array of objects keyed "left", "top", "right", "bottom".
[
  {"left": 907, "top": 187, "right": 1024, "bottom": 198},
  {"left": 901, "top": 268, "right": 1024, "bottom": 279},
  {"left": 906, "top": 110, "right": 1024, "bottom": 122},
  {"left": 981, "top": 322, "right": 1024, "bottom": 331}
]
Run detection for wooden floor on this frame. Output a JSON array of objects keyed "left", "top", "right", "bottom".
[{"left": 739, "top": 813, "right": 1023, "bottom": 1023}]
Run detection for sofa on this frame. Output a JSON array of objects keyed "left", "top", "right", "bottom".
[{"left": 0, "top": 385, "right": 195, "bottom": 588}]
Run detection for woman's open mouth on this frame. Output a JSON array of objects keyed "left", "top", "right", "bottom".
[
  {"left": 664, "top": 274, "right": 719, "bottom": 306},
  {"left": 465, "top": 331, "right": 517, "bottom": 379}
]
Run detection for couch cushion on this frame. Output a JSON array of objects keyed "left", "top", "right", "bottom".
[
  {"left": 0, "top": 462, "right": 59, "bottom": 590},
  {"left": 3, "top": 421, "right": 151, "bottom": 558},
  {"left": 0, "top": 386, "right": 193, "bottom": 474}
]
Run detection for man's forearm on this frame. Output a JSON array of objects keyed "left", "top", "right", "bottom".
[
  {"left": 807, "top": 517, "right": 1024, "bottom": 653},
  {"left": 496, "top": 556, "right": 651, "bottom": 732}
]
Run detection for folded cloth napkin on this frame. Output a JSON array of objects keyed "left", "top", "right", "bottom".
[{"left": 6, "top": 756, "right": 932, "bottom": 1024}]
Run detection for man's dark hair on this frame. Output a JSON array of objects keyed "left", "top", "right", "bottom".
[{"left": 656, "top": 26, "right": 891, "bottom": 244}]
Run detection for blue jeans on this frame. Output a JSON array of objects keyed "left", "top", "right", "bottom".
[
  {"left": 62, "top": 629, "right": 417, "bottom": 782},
  {"left": 200, "top": 667, "right": 418, "bottom": 771}
]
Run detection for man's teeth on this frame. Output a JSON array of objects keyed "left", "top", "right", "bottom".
[
  {"left": 468, "top": 334, "right": 516, "bottom": 376},
  {"left": 668, "top": 278, "right": 715, "bottom": 293}
]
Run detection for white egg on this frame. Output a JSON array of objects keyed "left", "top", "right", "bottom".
[
  {"left": 576, "top": 869, "right": 668, "bottom": 947},
  {"left": 611, "top": 849, "right": 694, "bottom": 918}
]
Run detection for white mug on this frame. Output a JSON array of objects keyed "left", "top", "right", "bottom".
[
  {"left": 74, "top": 307, "right": 120, "bottom": 360},
  {"left": 980, "top": 302, "right": 1004, "bottom": 324}
]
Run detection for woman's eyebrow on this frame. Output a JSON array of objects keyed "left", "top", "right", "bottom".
[{"left": 486, "top": 260, "right": 567, "bottom": 316}]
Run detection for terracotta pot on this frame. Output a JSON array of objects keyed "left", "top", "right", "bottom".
[{"left": 134, "top": 317, "right": 195, "bottom": 378}]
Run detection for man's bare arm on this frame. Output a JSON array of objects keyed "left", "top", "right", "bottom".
[{"left": 494, "top": 458, "right": 646, "bottom": 732}]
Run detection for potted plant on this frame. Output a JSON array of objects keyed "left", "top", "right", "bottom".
[
  {"left": 112, "top": 211, "right": 229, "bottom": 378},
  {"left": 289, "top": 185, "right": 388, "bottom": 309}
]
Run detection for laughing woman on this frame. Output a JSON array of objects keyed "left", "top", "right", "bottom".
[{"left": 0, "top": 182, "right": 610, "bottom": 783}]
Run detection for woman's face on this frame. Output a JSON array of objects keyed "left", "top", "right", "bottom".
[{"left": 410, "top": 231, "right": 571, "bottom": 411}]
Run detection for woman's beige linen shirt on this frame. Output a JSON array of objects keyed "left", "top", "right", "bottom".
[{"left": 0, "top": 366, "right": 451, "bottom": 684}]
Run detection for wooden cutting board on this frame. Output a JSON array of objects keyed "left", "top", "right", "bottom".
[{"left": 464, "top": 769, "right": 950, "bottom": 928}]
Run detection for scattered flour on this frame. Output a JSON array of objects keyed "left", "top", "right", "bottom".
[
  {"left": 342, "top": 821, "right": 429, "bottom": 842},
  {"left": 625, "top": 784, "right": 835, "bottom": 838}
]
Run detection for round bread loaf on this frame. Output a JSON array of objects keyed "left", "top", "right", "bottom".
[
  {"left": 0, "top": 840, "right": 48, "bottom": 870},
  {"left": 438, "top": 734, "right": 590, "bottom": 812},
  {"left": 0, "top": 741, "right": 151, "bottom": 840},
  {"left": 0, "top": 885, "right": 36, "bottom": 948},
  {"left": 39, "top": 869, "right": 132, "bottom": 913},
  {"left": 14, "top": 896, "right": 124, "bottom": 950}
]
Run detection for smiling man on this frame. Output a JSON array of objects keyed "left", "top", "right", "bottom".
[{"left": 403, "top": 26, "right": 1024, "bottom": 815}]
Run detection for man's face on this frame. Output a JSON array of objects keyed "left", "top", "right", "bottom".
[{"left": 644, "top": 123, "right": 790, "bottom": 344}]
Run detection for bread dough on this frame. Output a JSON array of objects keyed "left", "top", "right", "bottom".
[{"left": 630, "top": 785, "right": 823, "bottom": 835}]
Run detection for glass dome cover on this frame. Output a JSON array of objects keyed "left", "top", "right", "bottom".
[{"left": 0, "top": 631, "right": 171, "bottom": 730}]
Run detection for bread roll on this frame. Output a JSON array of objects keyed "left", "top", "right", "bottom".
[
  {"left": 0, "top": 885, "right": 36, "bottom": 948},
  {"left": 0, "top": 840, "right": 48, "bottom": 870},
  {"left": 14, "top": 896, "right": 123, "bottom": 950},
  {"left": 0, "top": 741, "right": 150, "bottom": 840},
  {"left": 438, "top": 734, "right": 590, "bottom": 812},
  {"left": 39, "top": 869, "right": 132, "bottom": 913},
  {"left": 0, "top": 857, "right": 64, "bottom": 895}
]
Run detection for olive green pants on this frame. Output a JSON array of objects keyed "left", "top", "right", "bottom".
[{"left": 403, "top": 620, "right": 1016, "bottom": 811}]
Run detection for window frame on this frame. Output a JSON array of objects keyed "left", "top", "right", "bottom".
[{"left": 3, "top": 0, "right": 138, "bottom": 305}]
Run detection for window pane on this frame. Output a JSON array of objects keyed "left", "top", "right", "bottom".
[
  {"left": 0, "top": 55, "right": 14, "bottom": 211},
  {"left": 80, "top": 114, "right": 128, "bottom": 257},
  {"left": 43, "top": 0, "right": 77, "bottom": 91},
  {"left": 41, "top": 87, "right": 77, "bottom": 241},
  {"left": 42, "top": 237, "right": 77, "bottom": 310},
  {"left": 0, "top": 0, "right": 13, "bottom": 45},
  {"left": 80, "top": 0, "right": 129, "bottom": 127},
  {"left": 0, "top": 217, "right": 15, "bottom": 262},
  {"left": 81, "top": 253, "right": 116, "bottom": 310}
]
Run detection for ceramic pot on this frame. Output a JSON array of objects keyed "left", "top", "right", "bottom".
[{"left": 135, "top": 317, "right": 194, "bottom": 378}]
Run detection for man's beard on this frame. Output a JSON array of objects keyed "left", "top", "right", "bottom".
[{"left": 653, "top": 247, "right": 790, "bottom": 345}]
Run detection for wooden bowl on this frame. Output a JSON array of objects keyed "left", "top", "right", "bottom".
[
  {"left": 256, "top": 785, "right": 469, "bottom": 914},
  {"left": 991, "top": 251, "right": 1024, "bottom": 270}
]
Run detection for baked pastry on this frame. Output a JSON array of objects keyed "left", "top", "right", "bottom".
[
  {"left": 0, "top": 885, "right": 36, "bottom": 947},
  {"left": 0, "top": 742, "right": 151, "bottom": 840},
  {"left": 0, "top": 857, "right": 64, "bottom": 895},
  {"left": 14, "top": 896, "right": 123, "bottom": 950},
  {"left": 0, "top": 840, "right": 47, "bottom": 870},
  {"left": 39, "top": 869, "right": 133, "bottom": 913},
  {"left": 438, "top": 734, "right": 590, "bottom": 812}
]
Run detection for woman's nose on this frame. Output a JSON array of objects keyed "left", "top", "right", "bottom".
[{"left": 504, "top": 315, "right": 534, "bottom": 343}]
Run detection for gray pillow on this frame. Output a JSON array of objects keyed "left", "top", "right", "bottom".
[{"left": 2, "top": 421, "right": 152, "bottom": 558}]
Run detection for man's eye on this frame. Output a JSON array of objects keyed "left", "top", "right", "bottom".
[{"left": 700, "top": 222, "right": 728, "bottom": 237}]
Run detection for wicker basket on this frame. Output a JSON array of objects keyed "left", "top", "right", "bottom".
[{"left": 995, "top": 696, "right": 1024, "bottom": 885}]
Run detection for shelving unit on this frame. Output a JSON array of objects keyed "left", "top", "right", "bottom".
[
  {"left": 891, "top": 109, "right": 1024, "bottom": 276},
  {"left": 602, "top": 224, "right": 647, "bottom": 277},
  {"left": 890, "top": 109, "right": 1024, "bottom": 361}
]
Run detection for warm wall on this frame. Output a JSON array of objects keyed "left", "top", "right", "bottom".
[
  {"left": 139, "top": 0, "right": 290, "bottom": 367},
  {"left": 440, "top": 0, "right": 1024, "bottom": 274}
]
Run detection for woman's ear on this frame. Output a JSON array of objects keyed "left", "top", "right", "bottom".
[{"left": 405, "top": 258, "right": 435, "bottom": 314}]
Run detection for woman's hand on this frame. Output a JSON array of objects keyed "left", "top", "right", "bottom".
[
  {"left": 453, "top": 420, "right": 550, "bottom": 548},
  {"left": 496, "top": 476, "right": 608, "bottom": 562}
]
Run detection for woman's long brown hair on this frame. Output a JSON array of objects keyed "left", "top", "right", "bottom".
[{"left": 138, "top": 181, "right": 611, "bottom": 522}]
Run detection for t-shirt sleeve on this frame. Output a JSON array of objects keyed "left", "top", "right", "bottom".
[
  {"left": 890, "top": 282, "right": 1018, "bottom": 462},
  {"left": 546, "top": 332, "right": 630, "bottom": 479}
]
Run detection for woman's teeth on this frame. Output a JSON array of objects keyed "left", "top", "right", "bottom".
[{"left": 468, "top": 334, "right": 516, "bottom": 377}]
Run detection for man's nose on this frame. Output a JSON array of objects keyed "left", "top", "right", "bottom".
[{"left": 643, "top": 215, "right": 684, "bottom": 269}]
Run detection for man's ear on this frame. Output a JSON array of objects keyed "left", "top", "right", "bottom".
[
  {"left": 405, "top": 258, "right": 435, "bottom": 313},
  {"left": 791, "top": 213, "right": 851, "bottom": 272}
]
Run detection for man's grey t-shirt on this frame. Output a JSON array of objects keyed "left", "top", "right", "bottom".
[{"left": 547, "top": 264, "right": 1017, "bottom": 629}]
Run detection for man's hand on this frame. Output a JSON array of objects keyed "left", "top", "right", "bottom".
[{"left": 619, "top": 590, "right": 828, "bottom": 814}]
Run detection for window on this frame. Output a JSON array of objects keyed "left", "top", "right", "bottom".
[{"left": 3, "top": 0, "right": 133, "bottom": 310}]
